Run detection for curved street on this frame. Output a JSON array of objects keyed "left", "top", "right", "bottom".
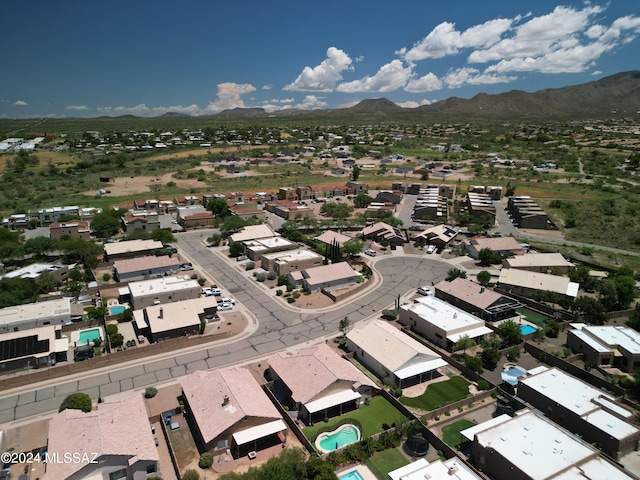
[{"left": 0, "top": 233, "right": 450, "bottom": 424}]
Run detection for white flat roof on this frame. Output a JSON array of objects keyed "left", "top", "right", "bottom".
[
  {"left": 128, "top": 275, "right": 199, "bottom": 298},
  {"left": 582, "top": 408, "right": 639, "bottom": 440},
  {"left": 474, "top": 410, "right": 596, "bottom": 480},
  {"left": 232, "top": 419, "right": 286, "bottom": 445},
  {"left": 552, "top": 456, "right": 636, "bottom": 480},
  {"left": 389, "top": 458, "right": 481, "bottom": 480},
  {"left": 0, "top": 298, "right": 70, "bottom": 326},
  {"left": 403, "top": 296, "right": 486, "bottom": 334},
  {"left": 262, "top": 249, "right": 322, "bottom": 262},
  {"left": 583, "top": 325, "right": 640, "bottom": 355},
  {"left": 569, "top": 329, "right": 612, "bottom": 353},
  {"left": 304, "top": 389, "right": 361, "bottom": 414},
  {"left": 461, "top": 414, "right": 511, "bottom": 441}
]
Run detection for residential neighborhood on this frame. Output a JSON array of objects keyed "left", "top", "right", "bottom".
[{"left": 1, "top": 116, "right": 640, "bottom": 480}]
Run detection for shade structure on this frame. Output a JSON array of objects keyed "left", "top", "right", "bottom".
[
  {"left": 232, "top": 419, "right": 287, "bottom": 446},
  {"left": 304, "top": 389, "right": 361, "bottom": 414}
]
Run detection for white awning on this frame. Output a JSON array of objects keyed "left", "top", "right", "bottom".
[
  {"left": 394, "top": 358, "right": 448, "bottom": 380},
  {"left": 232, "top": 419, "right": 287, "bottom": 446},
  {"left": 447, "top": 326, "right": 493, "bottom": 343},
  {"left": 304, "top": 389, "right": 361, "bottom": 414}
]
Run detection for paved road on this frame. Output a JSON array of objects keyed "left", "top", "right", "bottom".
[{"left": 0, "top": 234, "right": 450, "bottom": 424}]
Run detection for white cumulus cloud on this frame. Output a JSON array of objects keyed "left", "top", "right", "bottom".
[
  {"left": 405, "top": 72, "right": 443, "bottom": 93},
  {"left": 96, "top": 103, "right": 200, "bottom": 117},
  {"left": 443, "top": 67, "right": 516, "bottom": 88},
  {"left": 65, "top": 105, "right": 89, "bottom": 111},
  {"left": 336, "top": 60, "right": 413, "bottom": 93},
  {"left": 399, "top": 18, "right": 514, "bottom": 61},
  {"left": 284, "top": 47, "right": 353, "bottom": 92},
  {"left": 14, "top": 100, "right": 29, "bottom": 106},
  {"left": 203, "top": 83, "right": 257, "bottom": 113}
]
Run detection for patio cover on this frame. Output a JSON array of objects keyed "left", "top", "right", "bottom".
[
  {"left": 394, "top": 358, "right": 448, "bottom": 380},
  {"left": 232, "top": 419, "right": 287, "bottom": 446},
  {"left": 447, "top": 326, "right": 493, "bottom": 343},
  {"left": 304, "top": 389, "right": 361, "bottom": 414}
]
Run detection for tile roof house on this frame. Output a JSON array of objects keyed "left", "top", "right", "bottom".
[
  {"left": 181, "top": 367, "right": 286, "bottom": 457},
  {"left": 434, "top": 278, "right": 521, "bottom": 322},
  {"left": 502, "top": 252, "right": 572, "bottom": 274},
  {"left": 43, "top": 394, "right": 159, "bottom": 480},
  {"left": 414, "top": 224, "right": 458, "bottom": 248},
  {"left": 268, "top": 343, "right": 376, "bottom": 424},
  {"left": 314, "top": 230, "right": 352, "bottom": 248},
  {"left": 346, "top": 320, "right": 448, "bottom": 387}
]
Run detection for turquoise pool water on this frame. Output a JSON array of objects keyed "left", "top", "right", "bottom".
[
  {"left": 79, "top": 328, "right": 101, "bottom": 344},
  {"left": 340, "top": 471, "right": 365, "bottom": 480},
  {"left": 520, "top": 325, "right": 538, "bottom": 335},
  {"left": 110, "top": 305, "right": 126, "bottom": 315},
  {"left": 319, "top": 425, "right": 359, "bottom": 452}
]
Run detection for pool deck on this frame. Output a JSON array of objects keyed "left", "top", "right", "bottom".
[{"left": 337, "top": 464, "right": 377, "bottom": 480}]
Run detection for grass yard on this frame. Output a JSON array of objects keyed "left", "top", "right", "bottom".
[
  {"left": 520, "top": 308, "right": 550, "bottom": 327},
  {"left": 400, "top": 376, "right": 471, "bottom": 411},
  {"left": 442, "top": 419, "right": 476, "bottom": 448},
  {"left": 302, "top": 396, "right": 408, "bottom": 441},
  {"left": 366, "top": 448, "right": 409, "bottom": 479}
]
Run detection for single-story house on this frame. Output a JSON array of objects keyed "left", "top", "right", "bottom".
[
  {"left": 287, "top": 262, "right": 360, "bottom": 293},
  {"left": 502, "top": 252, "right": 572, "bottom": 274},
  {"left": 133, "top": 297, "right": 217, "bottom": 343},
  {"left": 267, "top": 343, "right": 375, "bottom": 424},
  {"left": 346, "top": 320, "right": 448, "bottom": 387},
  {"left": 399, "top": 296, "right": 493, "bottom": 350},
  {"left": 113, "top": 255, "right": 180, "bottom": 282},
  {"left": 314, "top": 230, "right": 352, "bottom": 248},
  {"left": 181, "top": 367, "right": 286, "bottom": 457},
  {"left": 0, "top": 297, "right": 71, "bottom": 333},
  {"left": 43, "top": 394, "right": 159, "bottom": 480},
  {"left": 465, "top": 237, "right": 526, "bottom": 260},
  {"left": 498, "top": 268, "right": 579, "bottom": 299},
  {"left": 229, "top": 224, "right": 277, "bottom": 244},
  {"left": 434, "top": 278, "right": 521, "bottom": 322},
  {"left": 104, "top": 239, "right": 165, "bottom": 261}
]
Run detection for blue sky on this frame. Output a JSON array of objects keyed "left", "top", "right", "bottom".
[{"left": 1, "top": 0, "right": 639, "bottom": 118}]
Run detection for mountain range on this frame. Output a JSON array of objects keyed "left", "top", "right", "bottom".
[{"left": 210, "top": 70, "right": 640, "bottom": 120}]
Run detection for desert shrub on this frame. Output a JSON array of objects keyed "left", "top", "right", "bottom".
[
  {"left": 276, "top": 289, "right": 283, "bottom": 296},
  {"left": 267, "top": 271, "right": 277, "bottom": 280},
  {"left": 245, "top": 261, "right": 255, "bottom": 271},
  {"left": 256, "top": 273, "right": 266, "bottom": 282},
  {"left": 287, "top": 297, "right": 295, "bottom": 304},
  {"left": 477, "top": 380, "right": 491, "bottom": 390},
  {"left": 145, "top": 387, "right": 158, "bottom": 398},
  {"left": 198, "top": 452, "right": 214, "bottom": 469}
]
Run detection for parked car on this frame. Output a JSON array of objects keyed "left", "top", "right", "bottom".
[
  {"left": 364, "top": 249, "right": 376, "bottom": 257},
  {"left": 417, "top": 286, "right": 433, "bottom": 296},
  {"left": 426, "top": 245, "right": 437, "bottom": 254},
  {"left": 165, "top": 246, "right": 178, "bottom": 253},
  {"left": 236, "top": 255, "right": 248, "bottom": 262},
  {"left": 217, "top": 303, "right": 233, "bottom": 311},
  {"left": 217, "top": 298, "right": 236, "bottom": 305},
  {"left": 179, "top": 262, "right": 193, "bottom": 271}
]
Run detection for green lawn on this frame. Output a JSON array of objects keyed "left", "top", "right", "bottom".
[
  {"left": 442, "top": 419, "right": 476, "bottom": 448},
  {"left": 366, "top": 448, "right": 409, "bottom": 479},
  {"left": 520, "top": 308, "right": 550, "bottom": 327},
  {"left": 302, "top": 397, "right": 408, "bottom": 440},
  {"left": 399, "top": 376, "right": 471, "bottom": 411}
]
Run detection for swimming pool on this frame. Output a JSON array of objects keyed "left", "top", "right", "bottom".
[
  {"left": 520, "top": 324, "right": 538, "bottom": 335},
  {"left": 340, "top": 470, "right": 365, "bottom": 480},
  {"left": 109, "top": 305, "right": 126, "bottom": 315},
  {"left": 78, "top": 328, "right": 101, "bottom": 345},
  {"left": 317, "top": 424, "right": 360, "bottom": 452}
]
